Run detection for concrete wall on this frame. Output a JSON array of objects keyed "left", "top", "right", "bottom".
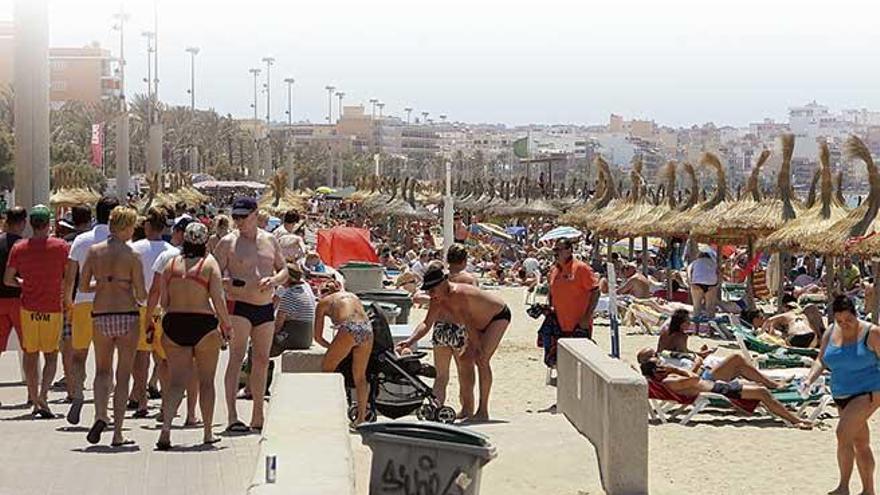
[
  {"left": 248, "top": 373, "right": 355, "bottom": 495},
  {"left": 556, "top": 339, "right": 648, "bottom": 495}
]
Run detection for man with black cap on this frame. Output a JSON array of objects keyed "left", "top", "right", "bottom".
[
  {"left": 401, "top": 263, "right": 510, "bottom": 421},
  {"left": 215, "top": 196, "right": 287, "bottom": 432}
]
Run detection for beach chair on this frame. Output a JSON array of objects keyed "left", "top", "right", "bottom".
[
  {"left": 647, "top": 380, "right": 831, "bottom": 426},
  {"left": 734, "top": 332, "right": 814, "bottom": 369},
  {"left": 735, "top": 330, "right": 819, "bottom": 359}
]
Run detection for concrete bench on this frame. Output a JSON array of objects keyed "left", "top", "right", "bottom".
[
  {"left": 248, "top": 373, "right": 356, "bottom": 495},
  {"left": 556, "top": 339, "right": 648, "bottom": 495}
]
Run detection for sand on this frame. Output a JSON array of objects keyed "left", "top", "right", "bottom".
[{"left": 354, "top": 287, "right": 874, "bottom": 495}]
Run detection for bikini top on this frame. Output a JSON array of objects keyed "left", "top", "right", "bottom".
[{"left": 167, "top": 256, "right": 210, "bottom": 290}]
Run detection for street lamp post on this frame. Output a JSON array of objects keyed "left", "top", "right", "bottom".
[
  {"left": 421, "top": 111, "right": 429, "bottom": 124},
  {"left": 141, "top": 31, "right": 154, "bottom": 110},
  {"left": 404, "top": 107, "right": 412, "bottom": 124},
  {"left": 248, "top": 68, "right": 261, "bottom": 178},
  {"left": 369, "top": 98, "right": 378, "bottom": 120},
  {"left": 325, "top": 85, "right": 336, "bottom": 124},
  {"left": 336, "top": 91, "right": 345, "bottom": 120},
  {"left": 262, "top": 56, "right": 275, "bottom": 123},
  {"left": 112, "top": 8, "right": 130, "bottom": 199},
  {"left": 185, "top": 46, "right": 199, "bottom": 111},
  {"left": 283, "top": 77, "right": 294, "bottom": 125}
]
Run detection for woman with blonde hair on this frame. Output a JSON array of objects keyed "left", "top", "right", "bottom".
[{"left": 79, "top": 206, "right": 147, "bottom": 447}]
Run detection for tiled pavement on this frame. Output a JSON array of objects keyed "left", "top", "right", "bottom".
[{"left": 0, "top": 351, "right": 260, "bottom": 495}]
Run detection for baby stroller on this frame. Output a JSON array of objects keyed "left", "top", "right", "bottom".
[{"left": 337, "top": 303, "right": 457, "bottom": 424}]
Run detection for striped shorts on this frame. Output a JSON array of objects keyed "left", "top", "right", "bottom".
[{"left": 92, "top": 312, "right": 140, "bottom": 339}]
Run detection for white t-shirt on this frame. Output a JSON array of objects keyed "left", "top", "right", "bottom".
[
  {"left": 129, "top": 238, "right": 173, "bottom": 291},
  {"left": 151, "top": 246, "right": 181, "bottom": 279},
  {"left": 69, "top": 224, "right": 110, "bottom": 304}
]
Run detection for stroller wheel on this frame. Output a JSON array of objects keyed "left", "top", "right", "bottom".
[
  {"left": 348, "top": 403, "right": 378, "bottom": 423},
  {"left": 435, "top": 406, "right": 456, "bottom": 424},
  {"left": 417, "top": 403, "right": 435, "bottom": 421}
]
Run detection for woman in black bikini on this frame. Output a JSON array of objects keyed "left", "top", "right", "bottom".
[{"left": 152, "top": 222, "right": 232, "bottom": 449}]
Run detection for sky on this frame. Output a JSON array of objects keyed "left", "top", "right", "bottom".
[{"left": 2, "top": 0, "right": 879, "bottom": 127}]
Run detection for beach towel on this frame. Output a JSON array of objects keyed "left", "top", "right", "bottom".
[
  {"left": 536, "top": 312, "right": 590, "bottom": 368},
  {"left": 648, "top": 379, "right": 759, "bottom": 414}
]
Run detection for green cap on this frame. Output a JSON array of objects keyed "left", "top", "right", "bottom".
[{"left": 29, "top": 204, "right": 51, "bottom": 223}]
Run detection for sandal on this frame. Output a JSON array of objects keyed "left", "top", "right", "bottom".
[
  {"left": 225, "top": 421, "right": 250, "bottom": 434},
  {"left": 87, "top": 419, "right": 107, "bottom": 445},
  {"left": 35, "top": 408, "right": 55, "bottom": 420},
  {"left": 203, "top": 437, "right": 222, "bottom": 446},
  {"left": 111, "top": 438, "right": 136, "bottom": 447}
]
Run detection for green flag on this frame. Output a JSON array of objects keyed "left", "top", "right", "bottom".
[{"left": 513, "top": 137, "right": 529, "bottom": 159}]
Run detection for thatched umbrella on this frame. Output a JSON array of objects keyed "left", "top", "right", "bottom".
[
  {"left": 800, "top": 136, "right": 880, "bottom": 256},
  {"left": 563, "top": 156, "right": 620, "bottom": 231}
]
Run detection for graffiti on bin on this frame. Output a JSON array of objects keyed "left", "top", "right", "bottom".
[{"left": 380, "top": 454, "right": 470, "bottom": 494}]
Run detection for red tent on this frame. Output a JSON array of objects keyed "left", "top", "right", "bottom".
[{"left": 316, "top": 227, "right": 378, "bottom": 268}]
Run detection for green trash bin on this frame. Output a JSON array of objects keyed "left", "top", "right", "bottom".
[{"left": 358, "top": 421, "right": 497, "bottom": 495}]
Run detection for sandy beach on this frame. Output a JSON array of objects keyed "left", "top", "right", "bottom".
[{"left": 352, "top": 286, "right": 864, "bottom": 495}]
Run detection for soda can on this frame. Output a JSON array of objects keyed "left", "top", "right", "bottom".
[{"left": 265, "top": 455, "right": 277, "bottom": 484}]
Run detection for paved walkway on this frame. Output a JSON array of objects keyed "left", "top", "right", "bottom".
[{"left": 0, "top": 351, "right": 260, "bottom": 495}]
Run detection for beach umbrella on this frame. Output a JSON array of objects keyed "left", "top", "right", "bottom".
[
  {"left": 539, "top": 226, "right": 583, "bottom": 243},
  {"left": 473, "top": 222, "right": 514, "bottom": 241},
  {"left": 316, "top": 186, "right": 336, "bottom": 195}
]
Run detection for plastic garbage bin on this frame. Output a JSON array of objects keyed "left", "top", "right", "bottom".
[
  {"left": 357, "top": 289, "right": 414, "bottom": 324},
  {"left": 361, "top": 301, "right": 401, "bottom": 326},
  {"left": 339, "top": 262, "right": 385, "bottom": 293},
  {"left": 358, "top": 421, "right": 497, "bottom": 495},
  {"left": 270, "top": 319, "right": 314, "bottom": 357}
]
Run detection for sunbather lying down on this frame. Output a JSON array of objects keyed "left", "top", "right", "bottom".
[{"left": 637, "top": 348, "right": 812, "bottom": 429}]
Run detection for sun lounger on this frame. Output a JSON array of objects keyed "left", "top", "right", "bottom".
[
  {"left": 734, "top": 332, "right": 814, "bottom": 369},
  {"left": 735, "top": 330, "right": 819, "bottom": 358},
  {"left": 647, "top": 379, "right": 831, "bottom": 426}
]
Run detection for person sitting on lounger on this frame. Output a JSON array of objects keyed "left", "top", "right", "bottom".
[
  {"left": 760, "top": 304, "right": 826, "bottom": 348},
  {"left": 657, "top": 309, "right": 715, "bottom": 358},
  {"left": 638, "top": 350, "right": 812, "bottom": 428},
  {"left": 617, "top": 263, "right": 658, "bottom": 299}
]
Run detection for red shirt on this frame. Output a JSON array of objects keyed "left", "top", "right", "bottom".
[
  {"left": 7, "top": 237, "right": 69, "bottom": 313},
  {"left": 549, "top": 258, "right": 596, "bottom": 333}
]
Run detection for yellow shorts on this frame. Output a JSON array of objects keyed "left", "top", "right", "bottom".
[
  {"left": 138, "top": 307, "right": 166, "bottom": 360},
  {"left": 21, "top": 309, "right": 62, "bottom": 353},
  {"left": 71, "top": 302, "right": 93, "bottom": 351}
]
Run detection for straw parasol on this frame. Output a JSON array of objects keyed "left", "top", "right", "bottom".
[
  {"left": 760, "top": 141, "right": 848, "bottom": 253},
  {"left": 562, "top": 155, "right": 620, "bottom": 229},
  {"left": 652, "top": 155, "right": 726, "bottom": 239},
  {"left": 619, "top": 161, "right": 678, "bottom": 238},
  {"left": 800, "top": 135, "right": 880, "bottom": 256},
  {"left": 258, "top": 170, "right": 308, "bottom": 215},
  {"left": 593, "top": 158, "right": 651, "bottom": 238}
]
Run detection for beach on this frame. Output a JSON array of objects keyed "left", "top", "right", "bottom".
[{"left": 351, "top": 286, "right": 859, "bottom": 495}]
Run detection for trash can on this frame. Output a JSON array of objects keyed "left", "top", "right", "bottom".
[
  {"left": 361, "top": 301, "right": 401, "bottom": 326},
  {"left": 339, "top": 262, "right": 385, "bottom": 293},
  {"left": 357, "top": 289, "right": 414, "bottom": 324},
  {"left": 358, "top": 421, "right": 497, "bottom": 495}
]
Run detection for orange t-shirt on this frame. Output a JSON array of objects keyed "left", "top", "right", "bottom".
[{"left": 549, "top": 258, "right": 597, "bottom": 333}]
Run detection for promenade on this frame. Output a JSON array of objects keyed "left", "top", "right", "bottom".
[{"left": 0, "top": 351, "right": 259, "bottom": 495}]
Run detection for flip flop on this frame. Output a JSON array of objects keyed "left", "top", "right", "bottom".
[
  {"left": 133, "top": 409, "right": 149, "bottom": 419},
  {"left": 155, "top": 439, "right": 172, "bottom": 451},
  {"left": 86, "top": 419, "right": 107, "bottom": 445},
  {"left": 225, "top": 421, "right": 250, "bottom": 434},
  {"left": 203, "top": 437, "right": 222, "bottom": 446},
  {"left": 67, "top": 398, "right": 83, "bottom": 426},
  {"left": 111, "top": 439, "right": 136, "bottom": 447},
  {"left": 35, "top": 408, "right": 55, "bottom": 420}
]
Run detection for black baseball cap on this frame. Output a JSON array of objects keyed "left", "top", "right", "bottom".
[
  {"left": 232, "top": 197, "right": 258, "bottom": 216},
  {"left": 421, "top": 265, "right": 448, "bottom": 291}
]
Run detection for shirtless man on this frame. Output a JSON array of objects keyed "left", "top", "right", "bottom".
[
  {"left": 761, "top": 304, "right": 826, "bottom": 348},
  {"left": 313, "top": 282, "right": 373, "bottom": 424},
  {"left": 617, "top": 263, "right": 655, "bottom": 299},
  {"left": 400, "top": 264, "right": 509, "bottom": 421},
  {"left": 79, "top": 206, "right": 147, "bottom": 446},
  {"left": 214, "top": 197, "right": 286, "bottom": 432},
  {"left": 400, "top": 244, "right": 479, "bottom": 418}
]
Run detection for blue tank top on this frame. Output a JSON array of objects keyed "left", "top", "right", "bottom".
[{"left": 824, "top": 322, "right": 880, "bottom": 398}]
